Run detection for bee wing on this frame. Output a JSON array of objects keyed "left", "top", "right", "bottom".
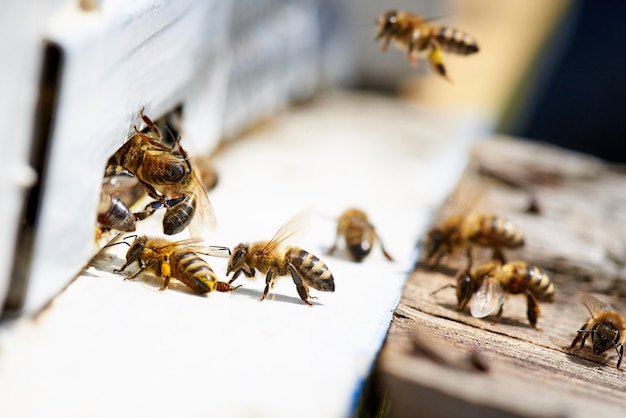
[
  {"left": 579, "top": 293, "right": 614, "bottom": 318},
  {"left": 262, "top": 210, "right": 312, "bottom": 254},
  {"left": 152, "top": 237, "right": 204, "bottom": 252},
  {"left": 192, "top": 245, "right": 232, "bottom": 258},
  {"left": 470, "top": 277, "right": 505, "bottom": 318},
  {"left": 188, "top": 171, "right": 217, "bottom": 237},
  {"left": 153, "top": 237, "right": 230, "bottom": 257}
]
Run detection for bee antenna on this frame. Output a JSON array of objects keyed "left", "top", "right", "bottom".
[
  {"left": 210, "top": 245, "right": 232, "bottom": 256},
  {"left": 430, "top": 284, "right": 455, "bottom": 296},
  {"left": 104, "top": 241, "right": 131, "bottom": 249},
  {"left": 103, "top": 234, "right": 137, "bottom": 249}
]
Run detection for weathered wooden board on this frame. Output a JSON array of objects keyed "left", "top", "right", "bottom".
[{"left": 376, "top": 136, "right": 626, "bottom": 418}]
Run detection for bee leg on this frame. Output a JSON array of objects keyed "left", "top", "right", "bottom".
[
  {"left": 159, "top": 255, "right": 172, "bottom": 291},
  {"left": 427, "top": 39, "right": 452, "bottom": 82},
  {"left": 525, "top": 291, "right": 540, "bottom": 328},
  {"left": 376, "top": 233, "right": 394, "bottom": 262},
  {"left": 327, "top": 234, "right": 340, "bottom": 256},
  {"left": 260, "top": 270, "right": 275, "bottom": 302},
  {"left": 492, "top": 248, "right": 506, "bottom": 265},
  {"left": 288, "top": 265, "right": 313, "bottom": 307},
  {"left": 492, "top": 305, "right": 504, "bottom": 324},
  {"left": 124, "top": 259, "right": 155, "bottom": 281},
  {"left": 215, "top": 281, "right": 241, "bottom": 292},
  {"left": 380, "top": 35, "right": 391, "bottom": 53},
  {"left": 570, "top": 326, "right": 591, "bottom": 351},
  {"left": 134, "top": 195, "right": 187, "bottom": 221},
  {"left": 228, "top": 269, "right": 242, "bottom": 285},
  {"left": 616, "top": 344, "right": 624, "bottom": 370}
]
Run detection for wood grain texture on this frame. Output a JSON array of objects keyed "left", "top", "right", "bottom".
[{"left": 376, "top": 136, "right": 626, "bottom": 418}]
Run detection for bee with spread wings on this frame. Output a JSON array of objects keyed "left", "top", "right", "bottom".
[{"left": 226, "top": 212, "right": 335, "bottom": 306}]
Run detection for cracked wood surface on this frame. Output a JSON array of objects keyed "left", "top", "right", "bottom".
[{"left": 377, "top": 136, "right": 626, "bottom": 418}]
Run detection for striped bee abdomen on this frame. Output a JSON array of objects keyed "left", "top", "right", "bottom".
[
  {"left": 171, "top": 250, "right": 217, "bottom": 294},
  {"left": 475, "top": 214, "right": 525, "bottom": 248},
  {"left": 286, "top": 248, "right": 335, "bottom": 292},
  {"left": 433, "top": 26, "right": 479, "bottom": 55},
  {"left": 503, "top": 261, "right": 555, "bottom": 302}
]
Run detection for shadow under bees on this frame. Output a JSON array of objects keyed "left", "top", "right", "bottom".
[
  {"left": 490, "top": 316, "right": 534, "bottom": 329},
  {"left": 231, "top": 286, "right": 324, "bottom": 307},
  {"left": 563, "top": 348, "right": 612, "bottom": 370}
]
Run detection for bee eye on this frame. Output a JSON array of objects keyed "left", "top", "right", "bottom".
[{"left": 234, "top": 247, "right": 247, "bottom": 260}]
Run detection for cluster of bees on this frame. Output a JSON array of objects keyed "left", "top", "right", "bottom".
[
  {"left": 419, "top": 210, "right": 625, "bottom": 370},
  {"left": 97, "top": 112, "right": 394, "bottom": 307},
  {"left": 95, "top": 10, "right": 624, "bottom": 374}
]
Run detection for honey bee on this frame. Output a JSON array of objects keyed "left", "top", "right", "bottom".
[
  {"left": 421, "top": 213, "right": 525, "bottom": 269},
  {"left": 226, "top": 214, "right": 335, "bottom": 306},
  {"left": 569, "top": 293, "right": 626, "bottom": 370},
  {"left": 375, "top": 10, "right": 479, "bottom": 80},
  {"left": 327, "top": 208, "right": 393, "bottom": 262},
  {"left": 105, "top": 110, "right": 216, "bottom": 236},
  {"left": 115, "top": 236, "right": 239, "bottom": 294},
  {"left": 452, "top": 260, "right": 555, "bottom": 328}
]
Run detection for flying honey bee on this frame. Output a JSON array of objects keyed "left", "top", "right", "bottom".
[
  {"left": 445, "top": 260, "right": 555, "bottom": 328},
  {"left": 327, "top": 208, "right": 393, "bottom": 262},
  {"left": 420, "top": 213, "right": 525, "bottom": 270},
  {"left": 226, "top": 213, "right": 335, "bottom": 306},
  {"left": 569, "top": 293, "right": 626, "bottom": 370},
  {"left": 105, "top": 110, "right": 216, "bottom": 236},
  {"left": 115, "top": 236, "right": 239, "bottom": 295},
  {"left": 375, "top": 10, "right": 479, "bottom": 80}
]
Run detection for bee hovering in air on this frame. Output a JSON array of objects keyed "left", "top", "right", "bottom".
[
  {"left": 114, "top": 235, "right": 239, "bottom": 295},
  {"left": 375, "top": 10, "right": 479, "bottom": 81},
  {"left": 327, "top": 208, "right": 394, "bottom": 262},
  {"left": 420, "top": 213, "right": 525, "bottom": 270},
  {"left": 569, "top": 293, "right": 626, "bottom": 370},
  {"left": 443, "top": 260, "right": 555, "bottom": 328},
  {"left": 226, "top": 213, "right": 335, "bottom": 306},
  {"left": 105, "top": 109, "right": 216, "bottom": 236}
]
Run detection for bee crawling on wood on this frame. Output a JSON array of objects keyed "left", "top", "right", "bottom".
[
  {"left": 375, "top": 10, "right": 479, "bottom": 80},
  {"left": 327, "top": 208, "right": 394, "bottom": 262},
  {"left": 226, "top": 212, "right": 335, "bottom": 306},
  {"left": 113, "top": 236, "right": 239, "bottom": 295},
  {"left": 432, "top": 260, "right": 554, "bottom": 328},
  {"left": 569, "top": 293, "right": 626, "bottom": 370},
  {"left": 420, "top": 213, "right": 525, "bottom": 271}
]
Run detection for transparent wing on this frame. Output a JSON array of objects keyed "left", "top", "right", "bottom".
[
  {"left": 262, "top": 209, "right": 312, "bottom": 254},
  {"left": 188, "top": 171, "right": 217, "bottom": 237},
  {"left": 579, "top": 293, "right": 614, "bottom": 318},
  {"left": 156, "top": 237, "right": 230, "bottom": 258},
  {"left": 470, "top": 277, "right": 504, "bottom": 318}
]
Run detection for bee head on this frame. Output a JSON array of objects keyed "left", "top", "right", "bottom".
[
  {"left": 227, "top": 243, "right": 249, "bottom": 275},
  {"left": 591, "top": 324, "right": 620, "bottom": 355},
  {"left": 125, "top": 236, "right": 147, "bottom": 264},
  {"left": 376, "top": 10, "right": 399, "bottom": 39}
]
